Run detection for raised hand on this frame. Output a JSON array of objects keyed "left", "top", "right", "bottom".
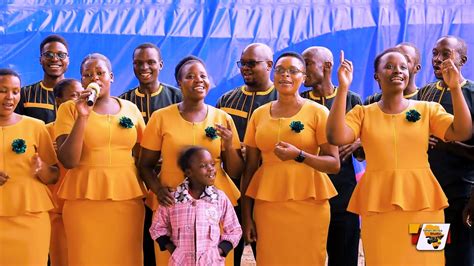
[
  {"left": 337, "top": 50, "right": 353, "bottom": 90},
  {"left": 0, "top": 171, "right": 9, "bottom": 186},
  {"left": 441, "top": 49, "right": 461, "bottom": 90},
  {"left": 215, "top": 123, "right": 233, "bottom": 149},
  {"left": 274, "top": 141, "right": 300, "bottom": 161}
]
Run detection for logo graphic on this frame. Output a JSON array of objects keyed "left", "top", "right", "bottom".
[{"left": 409, "top": 223, "right": 450, "bottom": 251}]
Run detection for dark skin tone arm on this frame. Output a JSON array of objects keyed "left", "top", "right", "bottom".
[
  {"left": 273, "top": 141, "right": 340, "bottom": 174},
  {"left": 56, "top": 117, "right": 87, "bottom": 169},
  {"left": 216, "top": 123, "right": 244, "bottom": 179},
  {"left": 138, "top": 149, "right": 176, "bottom": 207},
  {"left": 0, "top": 154, "right": 59, "bottom": 186},
  {"left": 56, "top": 89, "right": 93, "bottom": 169},
  {"left": 326, "top": 51, "right": 357, "bottom": 146},
  {"left": 439, "top": 53, "right": 472, "bottom": 142},
  {"left": 429, "top": 136, "right": 474, "bottom": 160},
  {"left": 240, "top": 146, "right": 260, "bottom": 244},
  {"left": 31, "top": 150, "right": 59, "bottom": 184}
]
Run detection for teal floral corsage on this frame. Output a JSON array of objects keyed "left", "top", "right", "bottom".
[
  {"left": 12, "top": 139, "right": 27, "bottom": 154},
  {"left": 405, "top": 109, "right": 421, "bottom": 123},
  {"left": 119, "top": 116, "right": 134, "bottom": 128},
  {"left": 205, "top": 126, "right": 218, "bottom": 140},
  {"left": 289, "top": 121, "right": 305, "bottom": 133}
]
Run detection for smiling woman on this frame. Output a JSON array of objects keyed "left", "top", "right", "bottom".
[
  {"left": 241, "top": 52, "right": 340, "bottom": 265},
  {"left": 54, "top": 53, "right": 147, "bottom": 265},
  {"left": 326, "top": 48, "right": 472, "bottom": 265},
  {"left": 138, "top": 56, "right": 244, "bottom": 265},
  {"left": 0, "top": 68, "right": 59, "bottom": 265}
]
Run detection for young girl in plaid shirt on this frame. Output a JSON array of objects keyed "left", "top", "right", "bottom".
[{"left": 149, "top": 146, "right": 242, "bottom": 265}]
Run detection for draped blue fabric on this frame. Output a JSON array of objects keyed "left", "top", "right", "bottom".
[{"left": 1, "top": 0, "right": 473, "bottom": 104}]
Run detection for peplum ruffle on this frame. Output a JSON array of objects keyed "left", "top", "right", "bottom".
[
  {"left": 0, "top": 180, "right": 55, "bottom": 216},
  {"left": 347, "top": 168, "right": 448, "bottom": 215},
  {"left": 58, "top": 164, "right": 146, "bottom": 201},
  {"left": 245, "top": 161, "right": 337, "bottom": 202}
]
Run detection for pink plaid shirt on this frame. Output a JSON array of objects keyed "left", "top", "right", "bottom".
[{"left": 150, "top": 181, "right": 242, "bottom": 266}]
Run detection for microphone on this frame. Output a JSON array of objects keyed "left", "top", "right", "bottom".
[{"left": 86, "top": 82, "right": 101, "bottom": 106}]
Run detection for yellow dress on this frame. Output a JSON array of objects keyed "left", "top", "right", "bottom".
[
  {"left": 55, "top": 98, "right": 147, "bottom": 266},
  {"left": 345, "top": 101, "right": 452, "bottom": 265},
  {"left": 45, "top": 122, "right": 68, "bottom": 266},
  {"left": 0, "top": 116, "right": 57, "bottom": 265},
  {"left": 243, "top": 100, "right": 337, "bottom": 265},
  {"left": 141, "top": 103, "right": 241, "bottom": 265}
]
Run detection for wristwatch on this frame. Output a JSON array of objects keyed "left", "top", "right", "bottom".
[{"left": 294, "top": 150, "right": 306, "bottom": 163}]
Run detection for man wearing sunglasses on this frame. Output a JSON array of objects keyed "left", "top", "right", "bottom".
[
  {"left": 216, "top": 43, "right": 277, "bottom": 265},
  {"left": 15, "top": 34, "right": 69, "bottom": 123},
  {"left": 217, "top": 43, "right": 276, "bottom": 142}
]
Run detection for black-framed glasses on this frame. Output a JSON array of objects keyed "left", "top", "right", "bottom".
[
  {"left": 236, "top": 60, "right": 266, "bottom": 68},
  {"left": 41, "top": 51, "right": 68, "bottom": 60},
  {"left": 274, "top": 66, "right": 305, "bottom": 75}
]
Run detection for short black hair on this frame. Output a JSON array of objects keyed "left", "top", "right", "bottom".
[
  {"left": 80, "top": 53, "right": 112, "bottom": 74},
  {"left": 0, "top": 68, "right": 21, "bottom": 83},
  {"left": 373, "top": 47, "right": 406, "bottom": 73},
  {"left": 397, "top": 42, "right": 421, "bottom": 64},
  {"left": 177, "top": 146, "right": 208, "bottom": 172},
  {"left": 174, "top": 55, "right": 205, "bottom": 84},
  {"left": 40, "top": 34, "right": 69, "bottom": 54},
  {"left": 275, "top": 52, "right": 306, "bottom": 71},
  {"left": 133, "top": 43, "right": 162, "bottom": 60},
  {"left": 53, "top": 78, "right": 79, "bottom": 98}
]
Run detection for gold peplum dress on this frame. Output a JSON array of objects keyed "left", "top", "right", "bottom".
[
  {"left": 141, "top": 103, "right": 241, "bottom": 265},
  {"left": 0, "top": 116, "right": 57, "bottom": 265},
  {"left": 55, "top": 99, "right": 147, "bottom": 266},
  {"left": 244, "top": 100, "right": 337, "bottom": 265},
  {"left": 345, "top": 101, "right": 452, "bottom": 265}
]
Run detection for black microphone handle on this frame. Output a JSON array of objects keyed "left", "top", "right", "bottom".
[{"left": 86, "top": 91, "right": 96, "bottom": 106}]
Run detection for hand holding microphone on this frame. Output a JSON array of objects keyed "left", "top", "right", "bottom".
[{"left": 86, "top": 82, "right": 101, "bottom": 106}]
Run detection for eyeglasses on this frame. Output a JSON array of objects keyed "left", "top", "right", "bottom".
[
  {"left": 41, "top": 51, "right": 68, "bottom": 60},
  {"left": 274, "top": 67, "right": 305, "bottom": 75},
  {"left": 236, "top": 60, "right": 266, "bottom": 68}
]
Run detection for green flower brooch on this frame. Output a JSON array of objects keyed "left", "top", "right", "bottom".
[
  {"left": 405, "top": 109, "right": 421, "bottom": 123},
  {"left": 119, "top": 116, "right": 134, "bottom": 128},
  {"left": 205, "top": 126, "right": 218, "bottom": 140},
  {"left": 12, "top": 139, "right": 27, "bottom": 154},
  {"left": 289, "top": 121, "right": 304, "bottom": 133}
]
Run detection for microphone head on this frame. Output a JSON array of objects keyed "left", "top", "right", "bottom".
[
  {"left": 86, "top": 82, "right": 101, "bottom": 106},
  {"left": 87, "top": 82, "right": 101, "bottom": 94}
]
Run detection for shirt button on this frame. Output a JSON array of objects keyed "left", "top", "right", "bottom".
[{"left": 192, "top": 201, "right": 197, "bottom": 206}]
